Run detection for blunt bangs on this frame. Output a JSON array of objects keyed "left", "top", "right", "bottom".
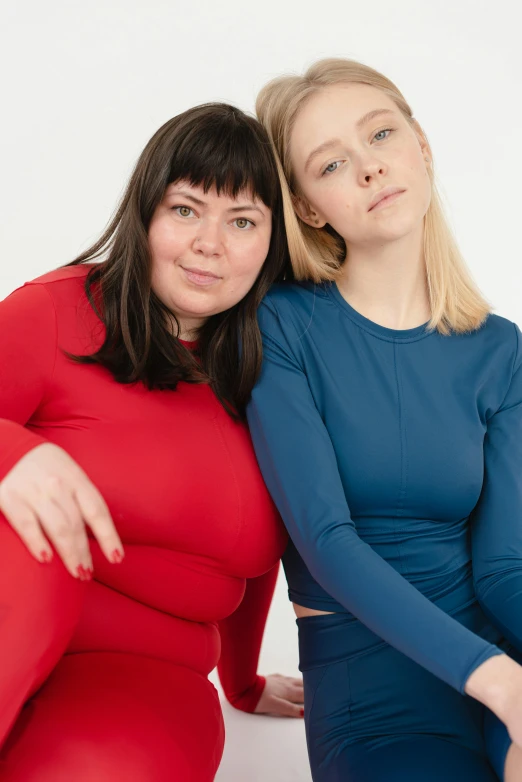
[{"left": 166, "top": 104, "right": 280, "bottom": 211}]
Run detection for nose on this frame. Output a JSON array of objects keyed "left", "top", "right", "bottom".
[
  {"left": 192, "top": 219, "right": 224, "bottom": 258},
  {"left": 357, "top": 153, "right": 388, "bottom": 186}
]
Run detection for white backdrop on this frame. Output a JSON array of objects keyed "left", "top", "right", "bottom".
[{"left": 1, "top": 1, "right": 520, "bottom": 779}]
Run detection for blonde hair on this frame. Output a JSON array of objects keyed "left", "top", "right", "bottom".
[{"left": 256, "top": 58, "right": 490, "bottom": 334}]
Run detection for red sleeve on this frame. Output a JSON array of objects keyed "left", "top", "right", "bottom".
[
  {"left": 0, "top": 284, "right": 57, "bottom": 480},
  {"left": 217, "top": 562, "right": 279, "bottom": 713}
]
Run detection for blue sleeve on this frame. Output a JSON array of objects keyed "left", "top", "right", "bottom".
[
  {"left": 472, "top": 324, "right": 522, "bottom": 651},
  {"left": 247, "top": 297, "right": 502, "bottom": 693}
]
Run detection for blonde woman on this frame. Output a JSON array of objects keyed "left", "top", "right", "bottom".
[{"left": 247, "top": 59, "right": 522, "bottom": 781}]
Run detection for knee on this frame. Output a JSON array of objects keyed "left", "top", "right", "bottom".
[
  {"left": 0, "top": 522, "right": 84, "bottom": 698},
  {"left": 0, "top": 520, "right": 83, "bottom": 624}
]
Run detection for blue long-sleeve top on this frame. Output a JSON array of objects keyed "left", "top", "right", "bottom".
[{"left": 247, "top": 281, "right": 522, "bottom": 694}]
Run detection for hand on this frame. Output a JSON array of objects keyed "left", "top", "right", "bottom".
[
  {"left": 254, "top": 673, "right": 304, "bottom": 718},
  {"left": 465, "top": 654, "right": 522, "bottom": 749},
  {"left": 502, "top": 689, "right": 522, "bottom": 751},
  {"left": 492, "top": 662, "right": 522, "bottom": 751},
  {"left": 0, "top": 443, "right": 124, "bottom": 579}
]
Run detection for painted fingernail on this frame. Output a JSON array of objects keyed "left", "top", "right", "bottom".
[
  {"left": 110, "top": 549, "right": 123, "bottom": 564},
  {"left": 40, "top": 550, "right": 52, "bottom": 564},
  {"left": 300, "top": 708, "right": 304, "bottom": 718},
  {"left": 76, "top": 565, "right": 93, "bottom": 581}
]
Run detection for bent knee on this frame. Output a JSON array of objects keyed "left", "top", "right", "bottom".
[
  {"left": 0, "top": 523, "right": 85, "bottom": 719},
  {"left": 0, "top": 521, "right": 84, "bottom": 635}
]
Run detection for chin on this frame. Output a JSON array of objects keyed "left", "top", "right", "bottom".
[
  {"left": 172, "top": 297, "right": 216, "bottom": 321},
  {"left": 378, "top": 214, "right": 424, "bottom": 242}
]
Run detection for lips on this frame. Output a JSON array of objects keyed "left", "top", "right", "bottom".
[
  {"left": 368, "top": 186, "right": 406, "bottom": 211},
  {"left": 181, "top": 266, "right": 221, "bottom": 287}
]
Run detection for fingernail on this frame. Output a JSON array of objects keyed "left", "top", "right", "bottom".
[
  {"left": 300, "top": 708, "right": 304, "bottom": 718},
  {"left": 40, "top": 550, "right": 52, "bottom": 564},
  {"left": 76, "top": 565, "right": 93, "bottom": 581},
  {"left": 110, "top": 549, "right": 123, "bottom": 564}
]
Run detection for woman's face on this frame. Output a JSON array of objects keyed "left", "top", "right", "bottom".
[
  {"left": 148, "top": 181, "right": 272, "bottom": 335},
  {"left": 289, "top": 83, "right": 432, "bottom": 248}
]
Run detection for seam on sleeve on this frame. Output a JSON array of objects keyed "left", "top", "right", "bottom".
[
  {"left": 259, "top": 319, "right": 304, "bottom": 373},
  {"left": 33, "top": 283, "right": 59, "bottom": 408},
  {"left": 508, "top": 321, "right": 519, "bottom": 386},
  {"left": 294, "top": 284, "right": 317, "bottom": 341},
  {"left": 258, "top": 294, "right": 310, "bottom": 347},
  {"left": 496, "top": 322, "right": 520, "bottom": 413}
]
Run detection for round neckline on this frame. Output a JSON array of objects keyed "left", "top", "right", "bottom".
[
  {"left": 328, "top": 282, "right": 432, "bottom": 342},
  {"left": 179, "top": 338, "right": 199, "bottom": 349}
]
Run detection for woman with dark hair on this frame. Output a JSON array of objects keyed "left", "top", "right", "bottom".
[{"left": 0, "top": 103, "right": 301, "bottom": 781}]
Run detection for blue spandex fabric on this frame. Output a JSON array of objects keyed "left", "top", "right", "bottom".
[{"left": 247, "top": 281, "right": 522, "bottom": 780}]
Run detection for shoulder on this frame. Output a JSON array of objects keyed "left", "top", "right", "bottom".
[
  {"left": 17, "top": 264, "right": 93, "bottom": 311},
  {"left": 1, "top": 264, "right": 94, "bottom": 334},
  {"left": 480, "top": 312, "right": 519, "bottom": 340},
  {"left": 261, "top": 281, "right": 327, "bottom": 310},
  {"left": 28, "top": 263, "right": 91, "bottom": 290},
  {"left": 475, "top": 313, "right": 521, "bottom": 367},
  {"left": 468, "top": 314, "right": 522, "bottom": 408},
  {"left": 473, "top": 314, "right": 522, "bottom": 414},
  {"left": 258, "top": 281, "right": 329, "bottom": 335}
]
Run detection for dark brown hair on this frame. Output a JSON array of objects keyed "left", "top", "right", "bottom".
[{"left": 68, "top": 103, "right": 291, "bottom": 416}]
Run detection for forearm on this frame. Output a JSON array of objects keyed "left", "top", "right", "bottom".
[
  {"left": 476, "top": 573, "right": 522, "bottom": 652},
  {"left": 217, "top": 563, "right": 279, "bottom": 712},
  {"left": 0, "top": 420, "right": 47, "bottom": 480}
]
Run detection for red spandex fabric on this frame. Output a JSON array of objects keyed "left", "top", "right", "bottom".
[{"left": 0, "top": 265, "right": 287, "bottom": 781}]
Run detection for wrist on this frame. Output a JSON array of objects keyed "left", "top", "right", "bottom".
[
  {"left": 465, "top": 653, "right": 522, "bottom": 719},
  {"left": 226, "top": 675, "right": 266, "bottom": 713},
  {"left": 247, "top": 674, "right": 266, "bottom": 712}
]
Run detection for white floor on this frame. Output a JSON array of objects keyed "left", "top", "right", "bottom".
[{"left": 210, "top": 570, "right": 313, "bottom": 782}]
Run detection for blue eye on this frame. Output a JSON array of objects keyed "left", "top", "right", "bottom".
[
  {"left": 234, "top": 218, "right": 254, "bottom": 230},
  {"left": 373, "top": 128, "right": 393, "bottom": 142},
  {"left": 322, "top": 161, "right": 342, "bottom": 176},
  {"left": 174, "top": 206, "right": 195, "bottom": 217}
]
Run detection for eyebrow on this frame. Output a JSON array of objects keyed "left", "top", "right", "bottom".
[
  {"left": 227, "top": 204, "right": 265, "bottom": 215},
  {"left": 356, "top": 108, "right": 395, "bottom": 129},
  {"left": 166, "top": 190, "right": 265, "bottom": 215},
  {"left": 304, "top": 139, "right": 342, "bottom": 173},
  {"left": 303, "top": 108, "right": 396, "bottom": 172}
]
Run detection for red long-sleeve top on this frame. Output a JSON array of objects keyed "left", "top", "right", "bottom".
[{"left": 0, "top": 265, "right": 287, "bottom": 712}]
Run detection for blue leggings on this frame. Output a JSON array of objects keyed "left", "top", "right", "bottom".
[{"left": 299, "top": 613, "right": 515, "bottom": 782}]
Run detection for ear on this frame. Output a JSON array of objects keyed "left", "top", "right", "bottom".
[
  {"left": 292, "top": 194, "right": 327, "bottom": 229},
  {"left": 411, "top": 119, "right": 432, "bottom": 166}
]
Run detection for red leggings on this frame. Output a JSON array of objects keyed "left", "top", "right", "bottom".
[{"left": 0, "top": 523, "right": 225, "bottom": 781}]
